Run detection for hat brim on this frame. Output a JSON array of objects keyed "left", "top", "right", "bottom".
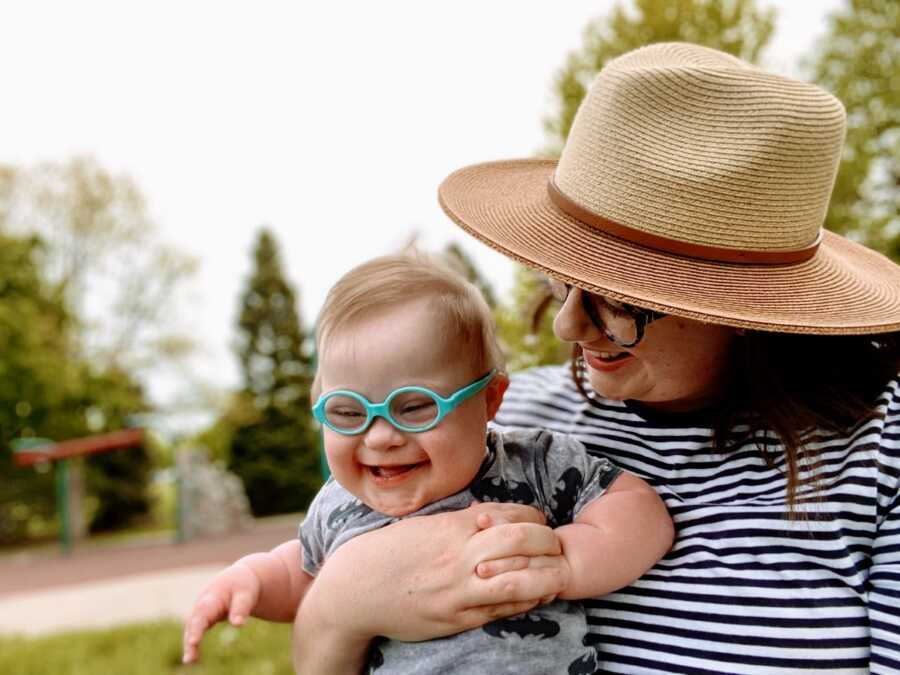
[{"left": 439, "top": 159, "right": 900, "bottom": 334}]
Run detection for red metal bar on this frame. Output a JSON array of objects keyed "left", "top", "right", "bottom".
[{"left": 13, "top": 428, "right": 144, "bottom": 467}]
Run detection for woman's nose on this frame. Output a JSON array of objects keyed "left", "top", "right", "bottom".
[
  {"left": 363, "top": 416, "right": 405, "bottom": 450},
  {"left": 553, "top": 286, "right": 597, "bottom": 343}
]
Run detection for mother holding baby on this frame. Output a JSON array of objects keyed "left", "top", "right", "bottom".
[{"left": 294, "top": 43, "right": 900, "bottom": 674}]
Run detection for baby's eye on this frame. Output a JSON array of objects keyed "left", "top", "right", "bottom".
[
  {"left": 401, "top": 401, "right": 435, "bottom": 414},
  {"left": 391, "top": 394, "right": 437, "bottom": 422},
  {"left": 332, "top": 408, "right": 364, "bottom": 418}
]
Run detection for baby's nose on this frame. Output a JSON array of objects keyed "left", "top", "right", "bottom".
[{"left": 363, "top": 416, "right": 405, "bottom": 450}]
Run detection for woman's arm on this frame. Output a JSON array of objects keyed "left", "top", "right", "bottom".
[
  {"left": 292, "top": 502, "right": 570, "bottom": 675},
  {"left": 555, "top": 471, "right": 674, "bottom": 600}
]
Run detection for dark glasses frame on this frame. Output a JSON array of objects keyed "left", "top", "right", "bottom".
[{"left": 548, "top": 279, "right": 666, "bottom": 348}]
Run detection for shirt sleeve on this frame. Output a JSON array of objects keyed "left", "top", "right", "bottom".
[
  {"left": 297, "top": 478, "right": 337, "bottom": 577},
  {"left": 536, "top": 429, "right": 622, "bottom": 527},
  {"left": 869, "top": 380, "right": 900, "bottom": 674}
]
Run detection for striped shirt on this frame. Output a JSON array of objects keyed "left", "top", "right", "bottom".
[{"left": 492, "top": 365, "right": 900, "bottom": 675}]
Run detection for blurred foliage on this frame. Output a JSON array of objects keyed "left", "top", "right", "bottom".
[
  {"left": 228, "top": 229, "right": 321, "bottom": 516},
  {"left": 0, "top": 619, "right": 292, "bottom": 675},
  {"left": 0, "top": 178, "right": 152, "bottom": 544},
  {"left": 0, "top": 157, "right": 198, "bottom": 373},
  {"left": 543, "top": 0, "right": 775, "bottom": 155},
  {"left": 83, "top": 370, "right": 151, "bottom": 533},
  {"left": 0, "top": 233, "right": 76, "bottom": 542},
  {"left": 441, "top": 241, "right": 568, "bottom": 371},
  {"left": 194, "top": 391, "right": 260, "bottom": 466},
  {"left": 494, "top": 266, "right": 570, "bottom": 372},
  {"left": 809, "top": 0, "right": 900, "bottom": 260},
  {"left": 0, "top": 157, "right": 187, "bottom": 538}
]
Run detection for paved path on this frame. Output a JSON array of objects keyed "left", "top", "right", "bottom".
[{"left": 0, "top": 517, "right": 299, "bottom": 636}]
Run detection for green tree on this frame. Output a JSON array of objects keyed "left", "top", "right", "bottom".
[
  {"left": 0, "top": 157, "right": 197, "bottom": 373},
  {"left": 82, "top": 368, "right": 151, "bottom": 533},
  {"left": 0, "top": 233, "right": 75, "bottom": 542},
  {"left": 0, "top": 158, "right": 161, "bottom": 542},
  {"left": 0, "top": 232, "right": 148, "bottom": 542},
  {"left": 228, "top": 229, "right": 320, "bottom": 516},
  {"left": 494, "top": 266, "right": 570, "bottom": 372},
  {"left": 543, "top": 0, "right": 775, "bottom": 155},
  {"left": 809, "top": 0, "right": 900, "bottom": 260}
]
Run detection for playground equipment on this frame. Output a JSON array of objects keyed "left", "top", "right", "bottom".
[{"left": 12, "top": 429, "right": 144, "bottom": 555}]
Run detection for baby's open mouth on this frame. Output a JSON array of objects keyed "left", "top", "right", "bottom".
[{"left": 369, "top": 463, "right": 421, "bottom": 478}]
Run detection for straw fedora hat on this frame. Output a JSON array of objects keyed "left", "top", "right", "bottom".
[{"left": 439, "top": 42, "right": 900, "bottom": 334}]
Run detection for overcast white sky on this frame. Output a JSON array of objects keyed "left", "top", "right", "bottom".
[{"left": 0, "top": 0, "right": 847, "bottom": 432}]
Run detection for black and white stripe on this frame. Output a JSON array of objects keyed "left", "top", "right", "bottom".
[{"left": 493, "top": 365, "right": 900, "bottom": 674}]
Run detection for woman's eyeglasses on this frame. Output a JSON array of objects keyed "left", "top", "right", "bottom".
[{"left": 548, "top": 279, "right": 666, "bottom": 348}]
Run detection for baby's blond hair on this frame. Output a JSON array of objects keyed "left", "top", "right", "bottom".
[{"left": 312, "top": 250, "right": 505, "bottom": 400}]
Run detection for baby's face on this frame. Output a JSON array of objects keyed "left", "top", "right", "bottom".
[{"left": 317, "top": 299, "right": 493, "bottom": 516}]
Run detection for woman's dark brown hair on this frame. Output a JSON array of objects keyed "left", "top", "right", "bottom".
[{"left": 568, "top": 330, "right": 900, "bottom": 513}]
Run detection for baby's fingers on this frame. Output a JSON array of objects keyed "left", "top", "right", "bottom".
[
  {"left": 475, "top": 555, "right": 530, "bottom": 579},
  {"left": 182, "top": 614, "right": 211, "bottom": 664},
  {"left": 472, "top": 502, "right": 547, "bottom": 530},
  {"left": 228, "top": 588, "right": 256, "bottom": 626},
  {"left": 476, "top": 561, "right": 568, "bottom": 606},
  {"left": 471, "top": 523, "right": 561, "bottom": 562}
]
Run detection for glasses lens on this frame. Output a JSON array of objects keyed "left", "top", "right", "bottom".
[
  {"left": 586, "top": 296, "right": 639, "bottom": 347},
  {"left": 548, "top": 279, "right": 569, "bottom": 303},
  {"left": 389, "top": 391, "right": 439, "bottom": 429},
  {"left": 548, "top": 278, "right": 654, "bottom": 347},
  {"left": 323, "top": 394, "right": 369, "bottom": 431}
]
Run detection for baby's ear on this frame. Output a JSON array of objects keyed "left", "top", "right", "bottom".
[{"left": 485, "top": 374, "right": 509, "bottom": 421}]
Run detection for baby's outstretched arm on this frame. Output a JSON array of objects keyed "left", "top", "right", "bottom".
[
  {"left": 555, "top": 471, "right": 674, "bottom": 600},
  {"left": 182, "top": 539, "right": 312, "bottom": 664}
]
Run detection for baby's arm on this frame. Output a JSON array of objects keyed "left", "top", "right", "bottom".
[
  {"left": 182, "top": 539, "right": 312, "bottom": 663},
  {"left": 555, "top": 471, "right": 673, "bottom": 600}
]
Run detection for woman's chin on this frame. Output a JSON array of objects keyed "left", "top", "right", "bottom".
[{"left": 588, "top": 372, "right": 638, "bottom": 402}]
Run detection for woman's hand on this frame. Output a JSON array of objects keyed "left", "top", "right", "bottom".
[{"left": 293, "top": 502, "right": 569, "bottom": 674}]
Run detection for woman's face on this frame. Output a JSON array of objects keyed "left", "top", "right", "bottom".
[{"left": 553, "top": 286, "right": 737, "bottom": 412}]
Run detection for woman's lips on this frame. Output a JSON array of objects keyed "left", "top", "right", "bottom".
[{"left": 583, "top": 349, "right": 634, "bottom": 372}]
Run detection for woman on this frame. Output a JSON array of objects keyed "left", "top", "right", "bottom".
[{"left": 294, "top": 43, "right": 900, "bottom": 674}]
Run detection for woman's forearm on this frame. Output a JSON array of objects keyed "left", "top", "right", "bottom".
[{"left": 290, "top": 502, "right": 568, "bottom": 672}]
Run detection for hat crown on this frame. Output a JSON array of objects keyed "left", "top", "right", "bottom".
[{"left": 556, "top": 42, "right": 847, "bottom": 253}]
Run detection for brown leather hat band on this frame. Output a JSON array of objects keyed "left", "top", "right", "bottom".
[{"left": 547, "top": 179, "right": 821, "bottom": 265}]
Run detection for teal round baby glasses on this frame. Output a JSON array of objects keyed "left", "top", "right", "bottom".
[{"left": 312, "top": 370, "right": 496, "bottom": 435}]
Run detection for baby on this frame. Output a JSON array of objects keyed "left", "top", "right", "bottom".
[{"left": 183, "top": 251, "right": 674, "bottom": 673}]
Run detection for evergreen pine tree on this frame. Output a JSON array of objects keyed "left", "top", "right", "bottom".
[{"left": 229, "top": 228, "right": 321, "bottom": 516}]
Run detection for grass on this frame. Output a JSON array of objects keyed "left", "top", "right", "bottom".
[{"left": 0, "top": 619, "right": 293, "bottom": 675}]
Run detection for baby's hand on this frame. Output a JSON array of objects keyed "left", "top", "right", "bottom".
[
  {"left": 182, "top": 562, "right": 261, "bottom": 664},
  {"left": 473, "top": 511, "right": 571, "bottom": 605}
]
